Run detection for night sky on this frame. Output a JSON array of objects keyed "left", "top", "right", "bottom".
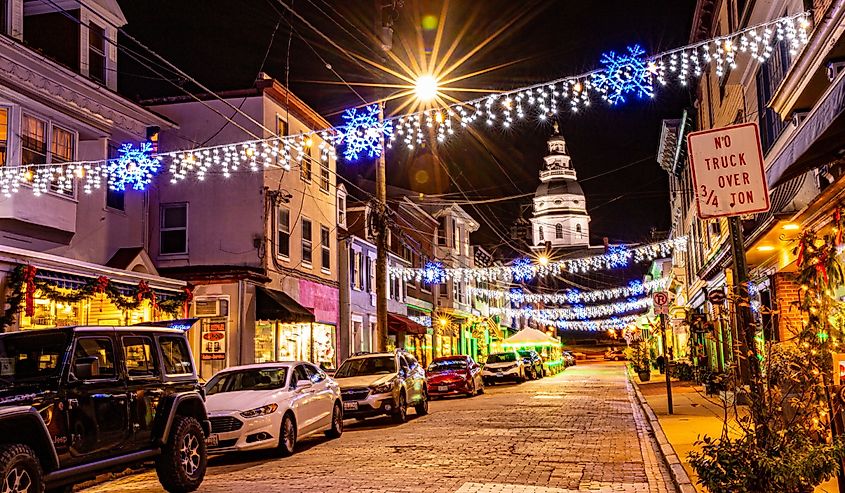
[{"left": 117, "top": 0, "right": 697, "bottom": 256}]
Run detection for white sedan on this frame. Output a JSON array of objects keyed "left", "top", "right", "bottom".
[{"left": 204, "top": 362, "right": 343, "bottom": 455}]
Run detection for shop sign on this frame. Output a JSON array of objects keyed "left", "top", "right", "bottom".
[
  {"left": 201, "top": 321, "right": 226, "bottom": 361},
  {"left": 687, "top": 122, "right": 770, "bottom": 219},
  {"left": 833, "top": 353, "right": 845, "bottom": 386}
]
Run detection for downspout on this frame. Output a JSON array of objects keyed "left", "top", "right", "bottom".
[{"left": 238, "top": 278, "right": 245, "bottom": 367}]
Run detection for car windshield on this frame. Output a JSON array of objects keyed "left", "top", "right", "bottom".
[
  {"left": 487, "top": 353, "right": 516, "bottom": 364},
  {"left": 517, "top": 351, "right": 534, "bottom": 359},
  {"left": 205, "top": 367, "right": 289, "bottom": 395},
  {"left": 427, "top": 359, "right": 467, "bottom": 372},
  {"left": 0, "top": 331, "right": 69, "bottom": 387},
  {"left": 335, "top": 356, "right": 396, "bottom": 377}
]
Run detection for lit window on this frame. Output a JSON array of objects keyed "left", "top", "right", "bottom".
[{"left": 0, "top": 107, "right": 7, "bottom": 166}]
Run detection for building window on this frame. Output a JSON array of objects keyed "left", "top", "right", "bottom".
[
  {"left": 367, "top": 256, "right": 375, "bottom": 293},
  {"left": 160, "top": 203, "right": 188, "bottom": 255},
  {"left": 0, "top": 0, "right": 7, "bottom": 36},
  {"left": 277, "top": 116, "right": 288, "bottom": 136},
  {"left": 105, "top": 144, "right": 124, "bottom": 211},
  {"left": 320, "top": 160, "right": 329, "bottom": 193},
  {"left": 538, "top": 226, "right": 544, "bottom": 241},
  {"left": 0, "top": 107, "right": 7, "bottom": 166},
  {"left": 555, "top": 223, "right": 563, "bottom": 239},
  {"left": 352, "top": 250, "right": 361, "bottom": 290},
  {"left": 277, "top": 206, "right": 290, "bottom": 258},
  {"left": 88, "top": 23, "right": 106, "bottom": 84},
  {"left": 301, "top": 218, "right": 312, "bottom": 266},
  {"left": 21, "top": 115, "right": 47, "bottom": 166},
  {"left": 453, "top": 222, "right": 459, "bottom": 250},
  {"left": 320, "top": 225, "right": 330, "bottom": 272},
  {"left": 301, "top": 156, "right": 312, "bottom": 182},
  {"left": 576, "top": 224, "right": 582, "bottom": 234},
  {"left": 756, "top": 39, "right": 791, "bottom": 152},
  {"left": 337, "top": 191, "right": 346, "bottom": 227}
]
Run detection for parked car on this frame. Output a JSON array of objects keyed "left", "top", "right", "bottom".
[
  {"left": 204, "top": 362, "right": 342, "bottom": 456},
  {"left": 605, "top": 348, "right": 626, "bottom": 361},
  {"left": 0, "top": 326, "right": 209, "bottom": 493},
  {"left": 517, "top": 350, "right": 544, "bottom": 379},
  {"left": 563, "top": 351, "right": 577, "bottom": 367},
  {"left": 482, "top": 351, "right": 526, "bottom": 385},
  {"left": 426, "top": 355, "right": 484, "bottom": 398},
  {"left": 332, "top": 349, "right": 428, "bottom": 423}
]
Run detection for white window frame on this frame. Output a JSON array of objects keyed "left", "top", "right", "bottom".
[
  {"left": 320, "top": 225, "right": 331, "bottom": 274},
  {"left": 0, "top": 105, "right": 9, "bottom": 167},
  {"left": 337, "top": 190, "right": 347, "bottom": 227},
  {"left": 276, "top": 205, "right": 291, "bottom": 261},
  {"left": 20, "top": 111, "right": 78, "bottom": 197},
  {"left": 351, "top": 249, "right": 361, "bottom": 291},
  {"left": 87, "top": 21, "right": 107, "bottom": 84},
  {"left": 159, "top": 202, "right": 188, "bottom": 255},
  {"left": 319, "top": 159, "right": 330, "bottom": 193}
]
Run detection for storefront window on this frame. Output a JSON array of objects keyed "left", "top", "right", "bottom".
[
  {"left": 257, "top": 322, "right": 336, "bottom": 367},
  {"left": 255, "top": 322, "right": 276, "bottom": 363},
  {"left": 18, "top": 292, "right": 155, "bottom": 329}
]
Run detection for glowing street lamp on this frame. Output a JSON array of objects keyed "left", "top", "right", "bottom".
[{"left": 414, "top": 74, "right": 439, "bottom": 103}]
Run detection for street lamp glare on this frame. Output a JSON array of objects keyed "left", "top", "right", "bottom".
[{"left": 415, "top": 75, "right": 438, "bottom": 102}]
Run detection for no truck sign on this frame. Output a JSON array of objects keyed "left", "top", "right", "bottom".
[{"left": 687, "top": 122, "right": 770, "bottom": 219}]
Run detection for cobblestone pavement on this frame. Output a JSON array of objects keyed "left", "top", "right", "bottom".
[{"left": 82, "top": 361, "right": 676, "bottom": 493}]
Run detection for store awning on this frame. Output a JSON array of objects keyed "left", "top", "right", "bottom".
[
  {"left": 767, "top": 70, "right": 845, "bottom": 187},
  {"left": 256, "top": 287, "right": 315, "bottom": 323},
  {"left": 503, "top": 328, "right": 562, "bottom": 347},
  {"left": 387, "top": 313, "right": 428, "bottom": 336}
]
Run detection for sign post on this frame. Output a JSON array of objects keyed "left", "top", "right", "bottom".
[
  {"left": 652, "top": 292, "right": 673, "bottom": 414},
  {"left": 687, "top": 122, "right": 769, "bottom": 389}
]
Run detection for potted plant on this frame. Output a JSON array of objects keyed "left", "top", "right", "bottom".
[{"left": 626, "top": 344, "right": 651, "bottom": 382}]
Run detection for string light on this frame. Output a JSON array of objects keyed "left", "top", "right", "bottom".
[
  {"left": 537, "top": 314, "right": 641, "bottom": 331},
  {"left": 469, "top": 277, "right": 669, "bottom": 304},
  {"left": 390, "top": 237, "right": 687, "bottom": 283},
  {"left": 493, "top": 297, "right": 652, "bottom": 320},
  {"left": 0, "top": 13, "right": 810, "bottom": 197}
]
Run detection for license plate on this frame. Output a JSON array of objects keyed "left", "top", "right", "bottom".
[
  {"left": 343, "top": 401, "right": 358, "bottom": 411},
  {"left": 496, "top": 372, "right": 503, "bottom": 377},
  {"left": 438, "top": 385, "right": 448, "bottom": 392},
  {"left": 206, "top": 434, "right": 219, "bottom": 447}
]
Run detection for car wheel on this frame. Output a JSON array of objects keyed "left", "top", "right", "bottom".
[
  {"left": 465, "top": 380, "right": 475, "bottom": 397},
  {"left": 517, "top": 370, "right": 525, "bottom": 384},
  {"left": 1, "top": 443, "right": 44, "bottom": 493},
  {"left": 155, "top": 416, "right": 207, "bottom": 493},
  {"left": 325, "top": 402, "right": 343, "bottom": 439},
  {"left": 392, "top": 392, "right": 407, "bottom": 423},
  {"left": 277, "top": 413, "right": 297, "bottom": 456},
  {"left": 414, "top": 389, "right": 429, "bottom": 416},
  {"left": 477, "top": 380, "right": 485, "bottom": 394}
]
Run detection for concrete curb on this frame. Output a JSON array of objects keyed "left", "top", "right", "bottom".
[{"left": 627, "top": 371, "right": 698, "bottom": 493}]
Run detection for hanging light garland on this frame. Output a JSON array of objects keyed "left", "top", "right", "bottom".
[
  {"left": 0, "top": 13, "right": 810, "bottom": 197},
  {"left": 391, "top": 237, "right": 686, "bottom": 283},
  {"left": 536, "top": 315, "right": 641, "bottom": 331},
  {"left": 469, "top": 277, "right": 669, "bottom": 304},
  {"left": 493, "top": 296, "right": 653, "bottom": 320}
]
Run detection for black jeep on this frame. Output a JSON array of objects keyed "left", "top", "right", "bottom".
[{"left": 0, "top": 326, "right": 210, "bottom": 493}]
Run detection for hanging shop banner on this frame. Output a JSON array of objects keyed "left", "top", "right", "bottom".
[
  {"left": 201, "top": 321, "right": 226, "bottom": 361},
  {"left": 687, "top": 122, "right": 770, "bottom": 219}
]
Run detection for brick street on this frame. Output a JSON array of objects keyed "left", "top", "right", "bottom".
[{"left": 82, "top": 362, "right": 676, "bottom": 493}]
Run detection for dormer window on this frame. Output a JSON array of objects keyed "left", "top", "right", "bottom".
[{"left": 88, "top": 22, "right": 106, "bottom": 84}]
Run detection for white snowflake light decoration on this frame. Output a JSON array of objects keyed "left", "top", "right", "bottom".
[
  {"left": 337, "top": 104, "right": 394, "bottom": 161},
  {"left": 108, "top": 142, "right": 161, "bottom": 191},
  {"left": 592, "top": 44, "right": 654, "bottom": 105}
]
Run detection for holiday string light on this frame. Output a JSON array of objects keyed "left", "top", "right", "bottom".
[
  {"left": 492, "top": 297, "right": 652, "bottom": 320},
  {"left": 0, "top": 13, "right": 810, "bottom": 195},
  {"left": 391, "top": 237, "right": 687, "bottom": 283},
  {"left": 109, "top": 143, "right": 162, "bottom": 191},
  {"left": 469, "top": 277, "right": 669, "bottom": 304},
  {"left": 535, "top": 314, "right": 640, "bottom": 331}
]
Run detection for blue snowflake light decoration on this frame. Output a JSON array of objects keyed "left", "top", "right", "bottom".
[
  {"left": 108, "top": 142, "right": 161, "bottom": 191},
  {"left": 511, "top": 257, "right": 535, "bottom": 283},
  {"left": 592, "top": 44, "right": 654, "bottom": 105},
  {"left": 422, "top": 260, "right": 447, "bottom": 285},
  {"left": 336, "top": 104, "right": 393, "bottom": 161}
]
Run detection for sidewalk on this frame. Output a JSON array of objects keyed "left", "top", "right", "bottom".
[{"left": 631, "top": 370, "right": 840, "bottom": 493}]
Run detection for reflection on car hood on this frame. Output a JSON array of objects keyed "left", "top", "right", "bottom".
[
  {"left": 484, "top": 361, "right": 517, "bottom": 369},
  {"left": 0, "top": 387, "right": 55, "bottom": 409},
  {"left": 206, "top": 389, "right": 288, "bottom": 413},
  {"left": 333, "top": 374, "right": 395, "bottom": 389}
]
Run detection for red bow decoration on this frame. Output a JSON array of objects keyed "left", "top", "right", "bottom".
[
  {"left": 95, "top": 276, "right": 109, "bottom": 294},
  {"left": 137, "top": 281, "right": 150, "bottom": 302},
  {"left": 183, "top": 285, "right": 194, "bottom": 318},
  {"left": 22, "top": 265, "right": 37, "bottom": 317}
]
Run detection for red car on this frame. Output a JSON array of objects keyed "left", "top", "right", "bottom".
[{"left": 426, "top": 355, "right": 485, "bottom": 398}]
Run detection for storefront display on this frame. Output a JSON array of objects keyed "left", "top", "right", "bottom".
[{"left": 254, "top": 321, "right": 337, "bottom": 367}]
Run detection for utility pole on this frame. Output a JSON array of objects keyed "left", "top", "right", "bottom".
[
  {"left": 374, "top": 0, "right": 396, "bottom": 352},
  {"left": 660, "top": 313, "right": 674, "bottom": 414},
  {"left": 728, "top": 216, "right": 760, "bottom": 392}
]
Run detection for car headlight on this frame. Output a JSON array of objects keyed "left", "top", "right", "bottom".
[
  {"left": 370, "top": 381, "right": 395, "bottom": 394},
  {"left": 239, "top": 403, "right": 278, "bottom": 418}
]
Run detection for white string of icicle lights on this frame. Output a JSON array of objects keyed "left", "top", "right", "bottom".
[
  {"left": 468, "top": 277, "right": 669, "bottom": 304},
  {"left": 492, "top": 297, "right": 653, "bottom": 321}
]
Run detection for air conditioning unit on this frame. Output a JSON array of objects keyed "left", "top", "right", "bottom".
[{"left": 194, "top": 299, "right": 220, "bottom": 317}]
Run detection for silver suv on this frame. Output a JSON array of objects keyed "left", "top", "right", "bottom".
[{"left": 333, "top": 349, "right": 428, "bottom": 423}]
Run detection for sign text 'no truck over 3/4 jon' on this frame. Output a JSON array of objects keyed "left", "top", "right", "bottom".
[{"left": 686, "top": 122, "right": 770, "bottom": 220}]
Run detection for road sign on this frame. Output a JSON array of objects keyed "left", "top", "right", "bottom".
[
  {"left": 653, "top": 291, "right": 669, "bottom": 315},
  {"left": 687, "top": 122, "right": 770, "bottom": 219},
  {"left": 708, "top": 289, "right": 726, "bottom": 305}
]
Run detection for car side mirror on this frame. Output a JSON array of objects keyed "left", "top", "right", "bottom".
[
  {"left": 296, "top": 379, "right": 313, "bottom": 389},
  {"left": 73, "top": 356, "right": 99, "bottom": 380}
]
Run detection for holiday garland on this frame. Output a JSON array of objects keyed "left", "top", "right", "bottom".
[{"left": 0, "top": 264, "right": 192, "bottom": 330}]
